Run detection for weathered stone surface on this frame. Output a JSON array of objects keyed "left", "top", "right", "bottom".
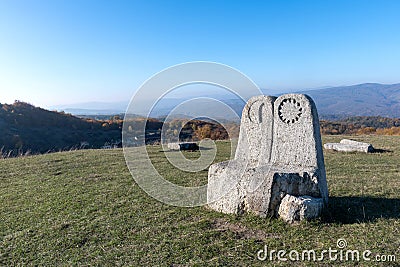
[
  {"left": 234, "top": 96, "right": 276, "bottom": 167},
  {"left": 324, "top": 139, "right": 374, "bottom": 153},
  {"left": 207, "top": 94, "right": 328, "bottom": 223},
  {"left": 271, "top": 94, "right": 328, "bottom": 203},
  {"left": 268, "top": 172, "right": 321, "bottom": 216},
  {"left": 340, "top": 139, "right": 374, "bottom": 152},
  {"left": 207, "top": 160, "right": 247, "bottom": 214},
  {"left": 278, "top": 195, "right": 324, "bottom": 223},
  {"left": 167, "top": 143, "right": 181, "bottom": 150},
  {"left": 167, "top": 142, "right": 199, "bottom": 151}
]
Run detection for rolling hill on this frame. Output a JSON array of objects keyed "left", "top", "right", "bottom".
[
  {"left": 0, "top": 101, "right": 122, "bottom": 155},
  {"left": 0, "top": 101, "right": 236, "bottom": 155}
]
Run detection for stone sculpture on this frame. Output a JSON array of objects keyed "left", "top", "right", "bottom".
[{"left": 207, "top": 94, "right": 329, "bottom": 223}]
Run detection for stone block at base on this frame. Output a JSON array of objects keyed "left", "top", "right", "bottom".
[{"left": 278, "top": 195, "right": 324, "bottom": 223}]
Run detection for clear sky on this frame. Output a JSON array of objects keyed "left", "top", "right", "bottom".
[{"left": 1, "top": 0, "right": 399, "bottom": 107}]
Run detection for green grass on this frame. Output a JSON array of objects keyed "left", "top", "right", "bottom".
[{"left": 1, "top": 136, "right": 399, "bottom": 266}]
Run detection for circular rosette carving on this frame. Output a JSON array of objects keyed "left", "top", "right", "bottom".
[{"left": 277, "top": 98, "right": 303, "bottom": 124}]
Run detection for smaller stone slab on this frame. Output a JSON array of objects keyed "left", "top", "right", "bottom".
[
  {"left": 278, "top": 195, "right": 324, "bottom": 223},
  {"left": 324, "top": 139, "right": 374, "bottom": 153},
  {"left": 167, "top": 142, "right": 199, "bottom": 151}
]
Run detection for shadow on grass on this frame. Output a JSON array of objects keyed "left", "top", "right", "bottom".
[
  {"left": 322, "top": 196, "right": 400, "bottom": 224},
  {"left": 160, "top": 146, "right": 214, "bottom": 153},
  {"left": 371, "top": 148, "right": 393, "bottom": 153}
]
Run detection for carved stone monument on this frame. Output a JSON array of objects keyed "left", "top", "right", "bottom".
[{"left": 207, "top": 94, "right": 328, "bottom": 223}]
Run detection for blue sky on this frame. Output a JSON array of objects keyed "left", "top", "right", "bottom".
[{"left": 0, "top": 0, "right": 399, "bottom": 107}]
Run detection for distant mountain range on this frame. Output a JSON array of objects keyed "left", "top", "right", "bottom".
[
  {"left": 301, "top": 83, "right": 400, "bottom": 118},
  {"left": 50, "top": 101, "right": 129, "bottom": 115},
  {"left": 52, "top": 83, "right": 400, "bottom": 118}
]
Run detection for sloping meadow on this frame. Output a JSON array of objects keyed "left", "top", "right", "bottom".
[{"left": 0, "top": 136, "right": 399, "bottom": 266}]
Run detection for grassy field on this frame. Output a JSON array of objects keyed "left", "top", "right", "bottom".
[{"left": 1, "top": 135, "right": 399, "bottom": 266}]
